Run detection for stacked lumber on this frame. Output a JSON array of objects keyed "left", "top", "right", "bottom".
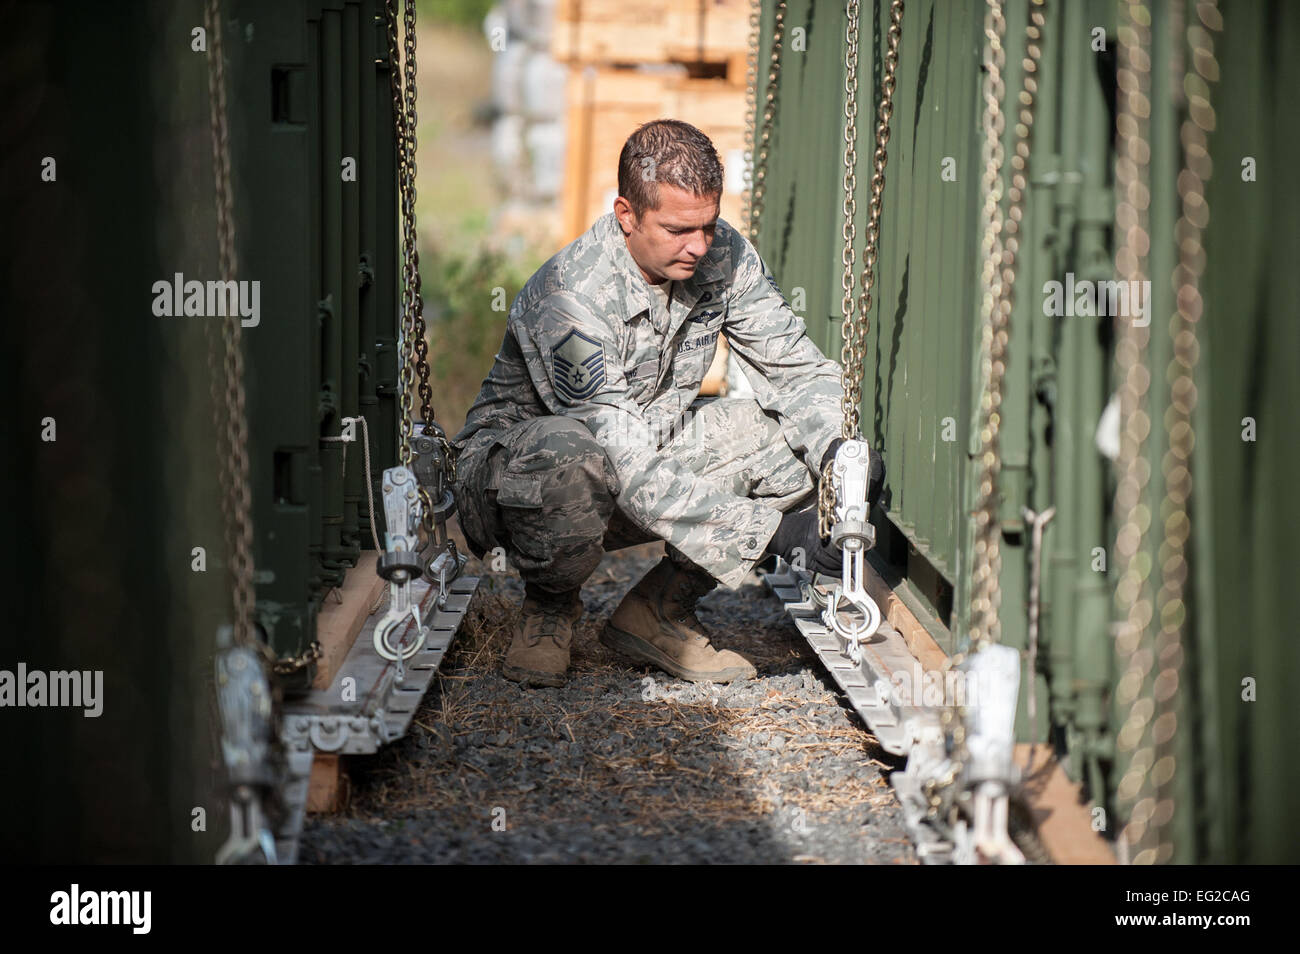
[
  {"left": 553, "top": 0, "right": 753, "bottom": 242},
  {"left": 552, "top": 1, "right": 750, "bottom": 63}
]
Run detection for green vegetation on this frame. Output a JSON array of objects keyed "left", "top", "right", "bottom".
[
  {"left": 408, "top": 13, "right": 547, "bottom": 434},
  {"left": 418, "top": 0, "right": 496, "bottom": 30},
  {"left": 422, "top": 242, "right": 544, "bottom": 435}
]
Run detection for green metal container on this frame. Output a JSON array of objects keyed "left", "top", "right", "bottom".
[
  {"left": 225, "top": 0, "right": 399, "bottom": 670},
  {"left": 751, "top": 0, "right": 1299, "bottom": 863}
]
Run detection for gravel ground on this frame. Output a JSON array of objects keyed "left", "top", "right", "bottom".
[{"left": 300, "top": 538, "right": 918, "bottom": 864}]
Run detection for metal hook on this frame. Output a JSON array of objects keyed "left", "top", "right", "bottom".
[
  {"left": 372, "top": 569, "right": 427, "bottom": 662},
  {"left": 819, "top": 439, "right": 884, "bottom": 657}
]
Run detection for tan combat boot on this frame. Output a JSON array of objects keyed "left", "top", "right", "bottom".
[
  {"left": 502, "top": 587, "right": 584, "bottom": 688},
  {"left": 600, "top": 557, "right": 756, "bottom": 683}
]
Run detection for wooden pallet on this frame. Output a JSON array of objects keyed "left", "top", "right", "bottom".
[
  {"left": 298, "top": 554, "right": 383, "bottom": 812},
  {"left": 553, "top": 0, "right": 750, "bottom": 70},
  {"left": 313, "top": 552, "right": 385, "bottom": 691},
  {"left": 295, "top": 570, "right": 479, "bottom": 815},
  {"left": 560, "top": 66, "right": 748, "bottom": 241}
]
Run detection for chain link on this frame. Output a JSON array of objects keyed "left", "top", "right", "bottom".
[
  {"left": 848, "top": 0, "right": 902, "bottom": 440},
  {"left": 747, "top": 0, "right": 786, "bottom": 246},
  {"left": 386, "top": 0, "right": 447, "bottom": 535},
  {"left": 820, "top": 0, "right": 904, "bottom": 540},
  {"left": 205, "top": 0, "right": 323, "bottom": 672},
  {"left": 271, "top": 641, "right": 324, "bottom": 677},
  {"left": 388, "top": 0, "right": 416, "bottom": 467},
  {"left": 1113, "top": 0, "right": 1222, "bottom": 866},
  {"left": 1110, "top": 0, "right": 1158, "bottom": 865},
  {"left": 204, "top": 0, "right": 258, "bottom": 653},
  {"left": 925, "top": 0, "right": 1047, "bottom": 817},
  {"left": 966, "top": 0, "right": 1008, "bottom": 654},
  {"left": 819, "top": 0, "right": 862, "bottom": 539},
  {"left": 1150, "top": 0, "right": 1220, "bottom": 867}
]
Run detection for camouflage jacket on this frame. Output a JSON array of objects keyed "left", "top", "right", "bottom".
[{"left": 452, "top": 212, "right": 844, "bottom": 587}]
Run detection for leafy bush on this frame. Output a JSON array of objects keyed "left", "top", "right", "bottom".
[{"left": 422, "top": 242, "right": 541, "bottom": 434}]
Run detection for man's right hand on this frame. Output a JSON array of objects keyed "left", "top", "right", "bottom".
[{"left": 765, "top": 508, "right": 842, "bottom": 576}]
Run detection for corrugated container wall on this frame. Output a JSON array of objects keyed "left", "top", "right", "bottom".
[{"left": 750, "top": 0, "right": 1298, "bottom": 862}]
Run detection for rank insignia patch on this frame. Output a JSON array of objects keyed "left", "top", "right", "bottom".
[{"left": 551, "top": 329, "right": 606, "bottom": 403}]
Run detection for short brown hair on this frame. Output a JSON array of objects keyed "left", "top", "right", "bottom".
[{"left": 617, "top": 119, "right": 724, "bottom": 218}]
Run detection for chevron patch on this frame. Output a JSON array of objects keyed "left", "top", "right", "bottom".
[{"left": 551, "top": 329, "right": 606, "bottom": 403}]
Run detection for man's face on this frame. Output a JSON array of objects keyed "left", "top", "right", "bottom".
[{"left": 614, "top": 184, "right": 720, "bottom": 284}]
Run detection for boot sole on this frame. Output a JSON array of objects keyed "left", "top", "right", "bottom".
[
  {"left": 600, "top": 623, "right": 755, "bottom": 684},
  {"left": 501, "top": 663, "right": 567, "bottom": 688}
]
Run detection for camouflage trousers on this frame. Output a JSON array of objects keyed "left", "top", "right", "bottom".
[{"left": 452, "top": 398, "right": 818, "bottom": 595}]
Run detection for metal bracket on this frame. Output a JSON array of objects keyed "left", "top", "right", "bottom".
[
  {"left": 374, "top": 465, "right": 428, "bottom": 661},
  {"left": 762, "top": 565, "right": 1032, "bottom": 865},
  {"left": 822, "top": 439, "right": 884, "bottom": 658},
  {"left": 281, "top": 572, "right": 478, "bottom": 758},
  {"left": 273, "top": 571, "right": 479, "bottom": 863},
  {"left": 213, "top": 638, "right": 278, "bottom": 865}
]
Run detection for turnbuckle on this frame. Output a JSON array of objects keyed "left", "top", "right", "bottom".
[
  {"left": 374, "top": 466, "right": 428, "bottom": 663},
  {"left": 820, "top": 439, "right": 883, "bottom": 662},
  {"left": 953, "top": 644, "right": 1025, "bottom": 865},
  {"left": 213, "top": 637, "right": 278, "bottom": 865},
  {"left": 422, "top": 541, "right": 467, "bottom": 610}
]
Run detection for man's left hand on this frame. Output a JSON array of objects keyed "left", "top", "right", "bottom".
[
  {"left": 819, "top": 437, "right": 846, "bottom": 476},
  {"left": 818, "top": 437, "right": 884, "bottom": 508}
]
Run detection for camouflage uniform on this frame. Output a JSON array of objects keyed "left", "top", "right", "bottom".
[{"left": 451, "top": 212, "right": 844, "bottom": 591}]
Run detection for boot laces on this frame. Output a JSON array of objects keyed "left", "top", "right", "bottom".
[
  {"left": 667, "top": 576, "right": 714, "bottom": 644},
  {"left": 526, "top": 599, "right": 575, "bottom": 647}
]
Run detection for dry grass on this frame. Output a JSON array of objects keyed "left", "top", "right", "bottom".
[
  {"left": 327, "top": 542, "right": 914, "bottom": 862},
  {"left": 359, "top": 598, "right": 896, "bottom": 828}
]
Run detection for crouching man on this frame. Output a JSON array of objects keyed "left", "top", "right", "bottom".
[{"left": 450, "top": 119, "right": 882, "bottom": 688}]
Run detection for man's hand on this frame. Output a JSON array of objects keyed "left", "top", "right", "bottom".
[
  {"left": 819, "top": 437, "right": 846, "bottom": 476},
  {"left": 765, "top": 508, "right": 842, "bottom": 576},
  {"left": 818, "top": 437, "right": 885, "bottom": 508}
]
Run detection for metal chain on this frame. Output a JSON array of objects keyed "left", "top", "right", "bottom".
[
  {"left": 271, "top": 642, "right": 324, "bottom": 677},
  {"left": 819, "top": 0, "right": 904, "bottom": 540},
  {"left": 966, "top": 0, "right": 1009, "bottom": 654},
  {"left": 1110, "top": 0, "right": 1158, "bottom": 865},
  {"left": 387, "top": 0, "right": 417, "bottom": 469},
  {"left": 747, "top": 0, "right": 786, "bottom": 246},
  {"left": 205, "top": 0, "right": 322, "bottom": 672},
  {"left": 819, "top": 0, "right": 862, "bottom": 539},
  {"left": 847, "top": 0, "right": 902, "bottom": 440},
  {"left": 204, "top": 0, "right": 258, "bottom": 653},
  {"left": 1114, "top": 0, "right": 1223, "bottom": 866},
  {"left": 1149, "top": 0, "right": 1220, "bottom": 867},
  {"left": 925, "top": 0, "right": 1047, "bottom": 817},
  {"left": 386, "top": 0, "right": 448, "bottom": 537},
  {"left": 403, "top": 0, "right": 433, "bottom": 435},
  {"left": 741, "top": 0, "right": 761, "bottom": 236}
]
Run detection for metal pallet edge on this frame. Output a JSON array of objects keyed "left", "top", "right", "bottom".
[
  {"left": 760, "top": 565, "right": 956, "bottom": 863},
  {"left": 273, "top": 572, "right": 480, "bottom": 862}
]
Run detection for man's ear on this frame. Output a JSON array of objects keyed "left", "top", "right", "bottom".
[{"left": 613, "top": 195, "right": 638, "bottom": 235}]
